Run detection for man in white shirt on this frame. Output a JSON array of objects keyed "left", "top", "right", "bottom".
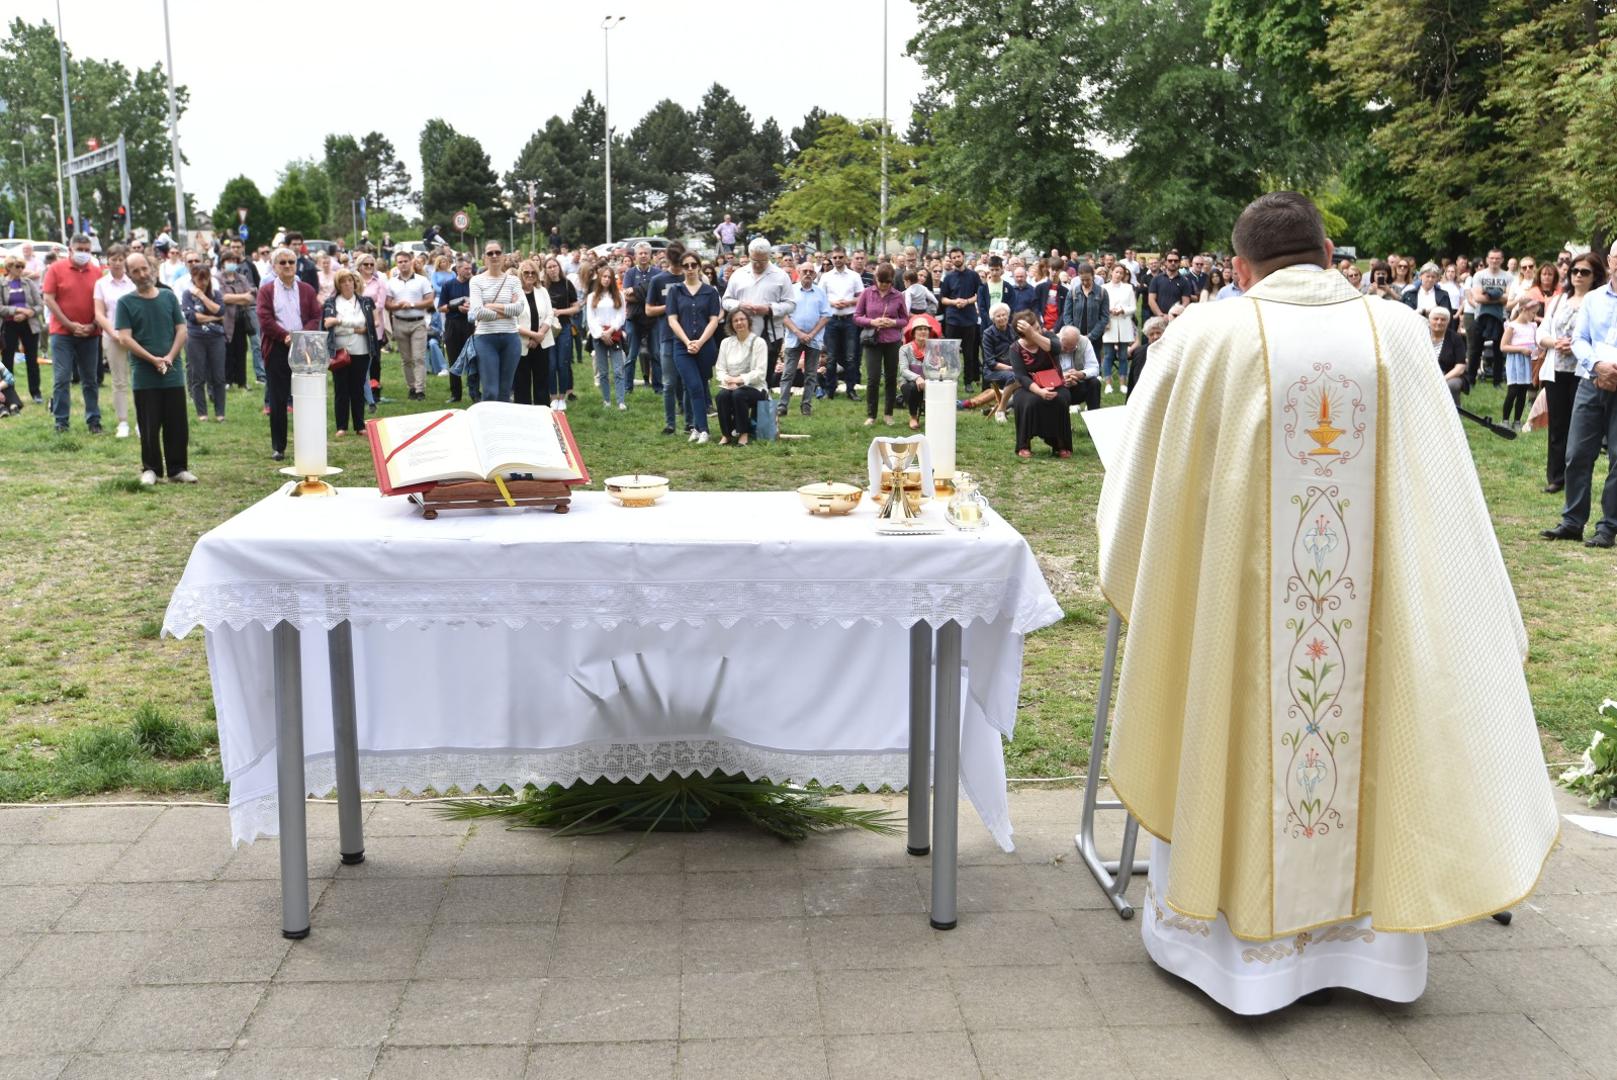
[
  {"left": 1056, "top": 326, "right": 1100, "bottom": 410},
  {"left": 18, "top": 242, "right": 44, "bottom": 280},
  {"left": 720, "top": 237, "right": 795, "bottom": 378},
  {"left": 384, "top": 251, "right": 435, "bottom": 400},
  {"left": 818, "top": 247, "right": 865, "bottom": 400}
]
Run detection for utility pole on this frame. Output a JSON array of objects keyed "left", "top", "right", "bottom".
[
  {"left": 601, "top": 15, "right": 626, "bottom": 246},
  {"left": 42, "top": 114, "right": 65, "bottom": 243},
  {"left": 55, "top": 0, "right": 79, "bottom": 231},
  {"left": 161, "top": 0, "right": 187, "bottom": 242},
  {"left": 879, "top": 0, "right": 889, "bottom": 253},
  {"left": 10, "top": 139, "right": 31, "bottom": 239}
]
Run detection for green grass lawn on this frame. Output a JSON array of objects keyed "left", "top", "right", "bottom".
[{"left": 0, "top": 357, "right": 1610, "bottom": 802}]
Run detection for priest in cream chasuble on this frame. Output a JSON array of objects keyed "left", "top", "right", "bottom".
[{"left": 1096, "top": 193, "right": 1559, "bottom": 1015}]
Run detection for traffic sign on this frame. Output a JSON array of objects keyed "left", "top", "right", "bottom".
[
  {"left": 238, "top": 207, "right": 248, "bottom": 224},
  {"left": 453, "top": 211, "right": 470, "bottom": 232},
  {"left": 238, "top": 224, "right": 250, "bottom": 240}
]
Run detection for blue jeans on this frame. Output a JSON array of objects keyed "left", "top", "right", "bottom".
[
  {"left": 473, "top": 332, "right": 521, "bottom": 403},
  {"left": 673, "top": 350, "right": 708, "bottom": 434},
  {"left": 1560, "top": 377, "right": 1617, "bottom": 537},
  {"left": 623, "top": 320, "right": 641, "bottom": 393},
  {"left": 50, "top": 333, "right": 101, "bottom": 430},
  {"left": 548, "top": 324, "right": 574, "bottom": 397},
  {"left": 823, "top": 315, "right": 860, "bottom": 393},
  {"left": 644, "top": 328, "right": 664, "bottom": 393},
  {"left": 245, "top": 307, "right": 265, "bottom": 382},
  {"left": 593, "top": 339, "right": 626, "bottom": 405},
  {"left": 661, "top": 339, "right": 684, "bottom": 430},
  {"left": 1101, "top": 343, "right": 1128, "bottom": 380}
]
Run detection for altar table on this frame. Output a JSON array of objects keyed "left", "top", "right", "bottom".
[{"left": 163, "top": 488, "right": 1062, "bottom": 936}]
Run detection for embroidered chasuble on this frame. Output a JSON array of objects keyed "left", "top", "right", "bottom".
[{"left": 1097, "top": 266, "right": 1559, "bottom": 947}]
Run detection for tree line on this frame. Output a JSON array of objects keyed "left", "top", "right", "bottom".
[
  {"left": 904, "top": 0, "right": 1615, "bottom": 256},
  {"left": 5, "top": 5, "right": 1611, "bottom": 258}
]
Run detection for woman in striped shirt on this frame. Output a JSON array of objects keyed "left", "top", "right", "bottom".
[{"left": 469, "top": 242, "right": 526, "bottom": 403}]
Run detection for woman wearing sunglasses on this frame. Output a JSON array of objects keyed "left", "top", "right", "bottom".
[{"left": 469, "top": 243, "right": 527, "bottom": 403}]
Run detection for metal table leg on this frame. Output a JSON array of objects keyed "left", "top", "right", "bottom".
[
  {"left": 272, "top": 622, "right": 310, "bottom": 939},
  {"left": 1076, "top": 609, "right": 1147, "bottom": 918},
  {"left": 907, "top": 621, "right": 933, "bottom": 857},
  {"left": 930, "top": 619, "right": 963, "bottom": 931},
  {"left": 327, "top": 620, "right": 365, "bottom": 865}
]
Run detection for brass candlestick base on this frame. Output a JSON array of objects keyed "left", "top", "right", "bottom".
[
  {"left": 933, "top": 476, "right": 956, "bottom": 496},
  {"left": 280, "top": 466, "right": 343, "bottom": 497}
]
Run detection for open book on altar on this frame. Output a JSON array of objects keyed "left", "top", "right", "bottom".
[{"left": 366, "top": 402, "right": 590, "bottom": 496}]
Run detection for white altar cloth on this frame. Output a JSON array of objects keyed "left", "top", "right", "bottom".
[{"left": 163, "top": 489, "right": 1062, "bottom": 847}]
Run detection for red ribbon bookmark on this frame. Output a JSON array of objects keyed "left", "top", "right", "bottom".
[{"left": 383, "top": 411, "right": 456, "bottom": 466}]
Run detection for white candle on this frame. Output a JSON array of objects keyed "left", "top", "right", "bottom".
[
  {"left": 291, "top": 371, "right": 327, "bottom": 475},
  {"left": 925, "top": 378, "right": 956, "bottom": 483}
]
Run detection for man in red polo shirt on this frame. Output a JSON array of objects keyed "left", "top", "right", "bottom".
[{"left": 42, "top": 233, "right": 105, "bottom": 434}]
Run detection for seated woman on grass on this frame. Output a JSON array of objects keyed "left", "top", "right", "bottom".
[
  {"left": 958, "top": 302, "right": 1018, "bottom": 421},
  {"left": 899, "top": 313, "right": 942, "bottom": 430}
]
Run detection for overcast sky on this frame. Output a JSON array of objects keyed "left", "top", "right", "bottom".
[{"left": 10, "top": 0, "right": 928, "bottom": 219}]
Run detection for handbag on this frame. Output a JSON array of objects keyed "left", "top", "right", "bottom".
[
  {"left": 328, "top": 348, "right": 351, "bottom": 371},
  {"left": 1031, "top": 367, "right": 1063, "bottom": 390},
  {"left": 607, "top": 327, "right": 625, "bottom": 347},
  {"left": 1527, "top": 387, "right": 1549, "bottom": 431}
]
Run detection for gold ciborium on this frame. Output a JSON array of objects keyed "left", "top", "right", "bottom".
[{"left": 876, "top": 441, "right": 924, "bottom": 524}]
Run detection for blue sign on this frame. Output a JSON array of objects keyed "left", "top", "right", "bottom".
[{"left": 238, "top": 224, "right": 249, "bottom": 240}]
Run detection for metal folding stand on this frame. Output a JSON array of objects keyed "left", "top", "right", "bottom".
[
  {"left": 908, "top": 619, "right": 963, "bottom": 930},
  {"left": 1075, "top": 608, "right": 1147, "bottom": 918}
]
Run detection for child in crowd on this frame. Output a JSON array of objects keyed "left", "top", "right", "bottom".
[
  {"left": 0, "top": 360, "right": 23, "bottom": 415},
  {"left": 1499, "top": 298, "right": 1538, "bottom": 428}
]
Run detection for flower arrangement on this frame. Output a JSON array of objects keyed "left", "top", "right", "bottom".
[{"left": 1559, "top": 699, "right": 1617, "bottom": 809}]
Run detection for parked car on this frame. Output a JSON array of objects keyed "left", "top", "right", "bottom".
[
  {"left": 0, "top": 238, "right": 70, "bottom": 263},
  {"left": 590, "top": 237, "right": 674, "bottom": 259},
  {"left": 300, "top": 239, "right": 340, "bottom": 257}
]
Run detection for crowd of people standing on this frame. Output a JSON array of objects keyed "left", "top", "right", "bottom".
[{"left": 5, "top": 223, "right": 1613, "bottom": 548}]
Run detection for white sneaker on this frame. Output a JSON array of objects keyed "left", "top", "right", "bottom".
[
  {"left": 1103, "top": 385, "right": 1113, "bottom": 395},
  {"left": 171, "top": 471, "right": 198, "bottom": 484},
  {"left": 139, "top": 470, "right": 157, "bottom": 486},
  {"left": 696, "top": 431, "right": 709, "bottom": 445},
  {"left": 994, "top": 411, "right": 1007, "bottom": 423},
  {"left": 617, "top": 403, "right": 627, "bottom": 411},
  {"left": 556, "top": 399, "right": 567, "bottom": 413},
  {"left": 688, "top": 428, "right": 699, "bottom": 443},
  {"left": 115, "top": 421, "right": 129, "bottom": 438}
]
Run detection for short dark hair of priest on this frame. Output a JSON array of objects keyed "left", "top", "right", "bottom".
[{"left": 1231, "top": 192, "right": 1328, "bottom": 269}]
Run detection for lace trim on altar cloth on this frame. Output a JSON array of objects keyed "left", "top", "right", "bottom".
[
  {"left": 167, "top": 577, "right": 1063, "bottom": 640},
  {"left": 227, "top": 741, "right": 918, "bottom": 847}
]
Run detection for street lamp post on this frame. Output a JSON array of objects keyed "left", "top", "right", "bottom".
[
  {"left": 10, "top": 139, "right": 31, "bottom": 240},
  {"left": 879, "top": 0, "right": 889, "bottom": 252},
  {"left": 601, "top": 15, "right": 626, "bottom": 247},
  {"left": 55, "top": 0, "right": 80, "bottom": 232},
  {"left": 41, "top": 114, "right": 65, "bottom": 243},
  {"left": 161, "top": 0, "right": 188, "bottom": 243}
]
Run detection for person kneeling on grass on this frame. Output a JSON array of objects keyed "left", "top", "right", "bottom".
[
  {"left": 900, "top": 312, "right": 941, "bottom": 430},
  {"left": 713, "top": 308, "right": 768, "bottom": 446},
  {"left": 115, "top": 253, "right": 194, "bottom": 487},
  {"left": 958, "top": 302, "right": 1017, "bottom": 421},
  {"left": 1007, "top": 308, "right": 1074, "bottom": 459}
]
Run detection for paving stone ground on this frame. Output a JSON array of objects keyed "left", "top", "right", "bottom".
[{"left": 0, "top": 786, "right": 1612, "bottom": 1079}]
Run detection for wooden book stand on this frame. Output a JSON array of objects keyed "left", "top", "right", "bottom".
[{"left": 409, "top": 479, "right": 573, "bottom": 519}]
